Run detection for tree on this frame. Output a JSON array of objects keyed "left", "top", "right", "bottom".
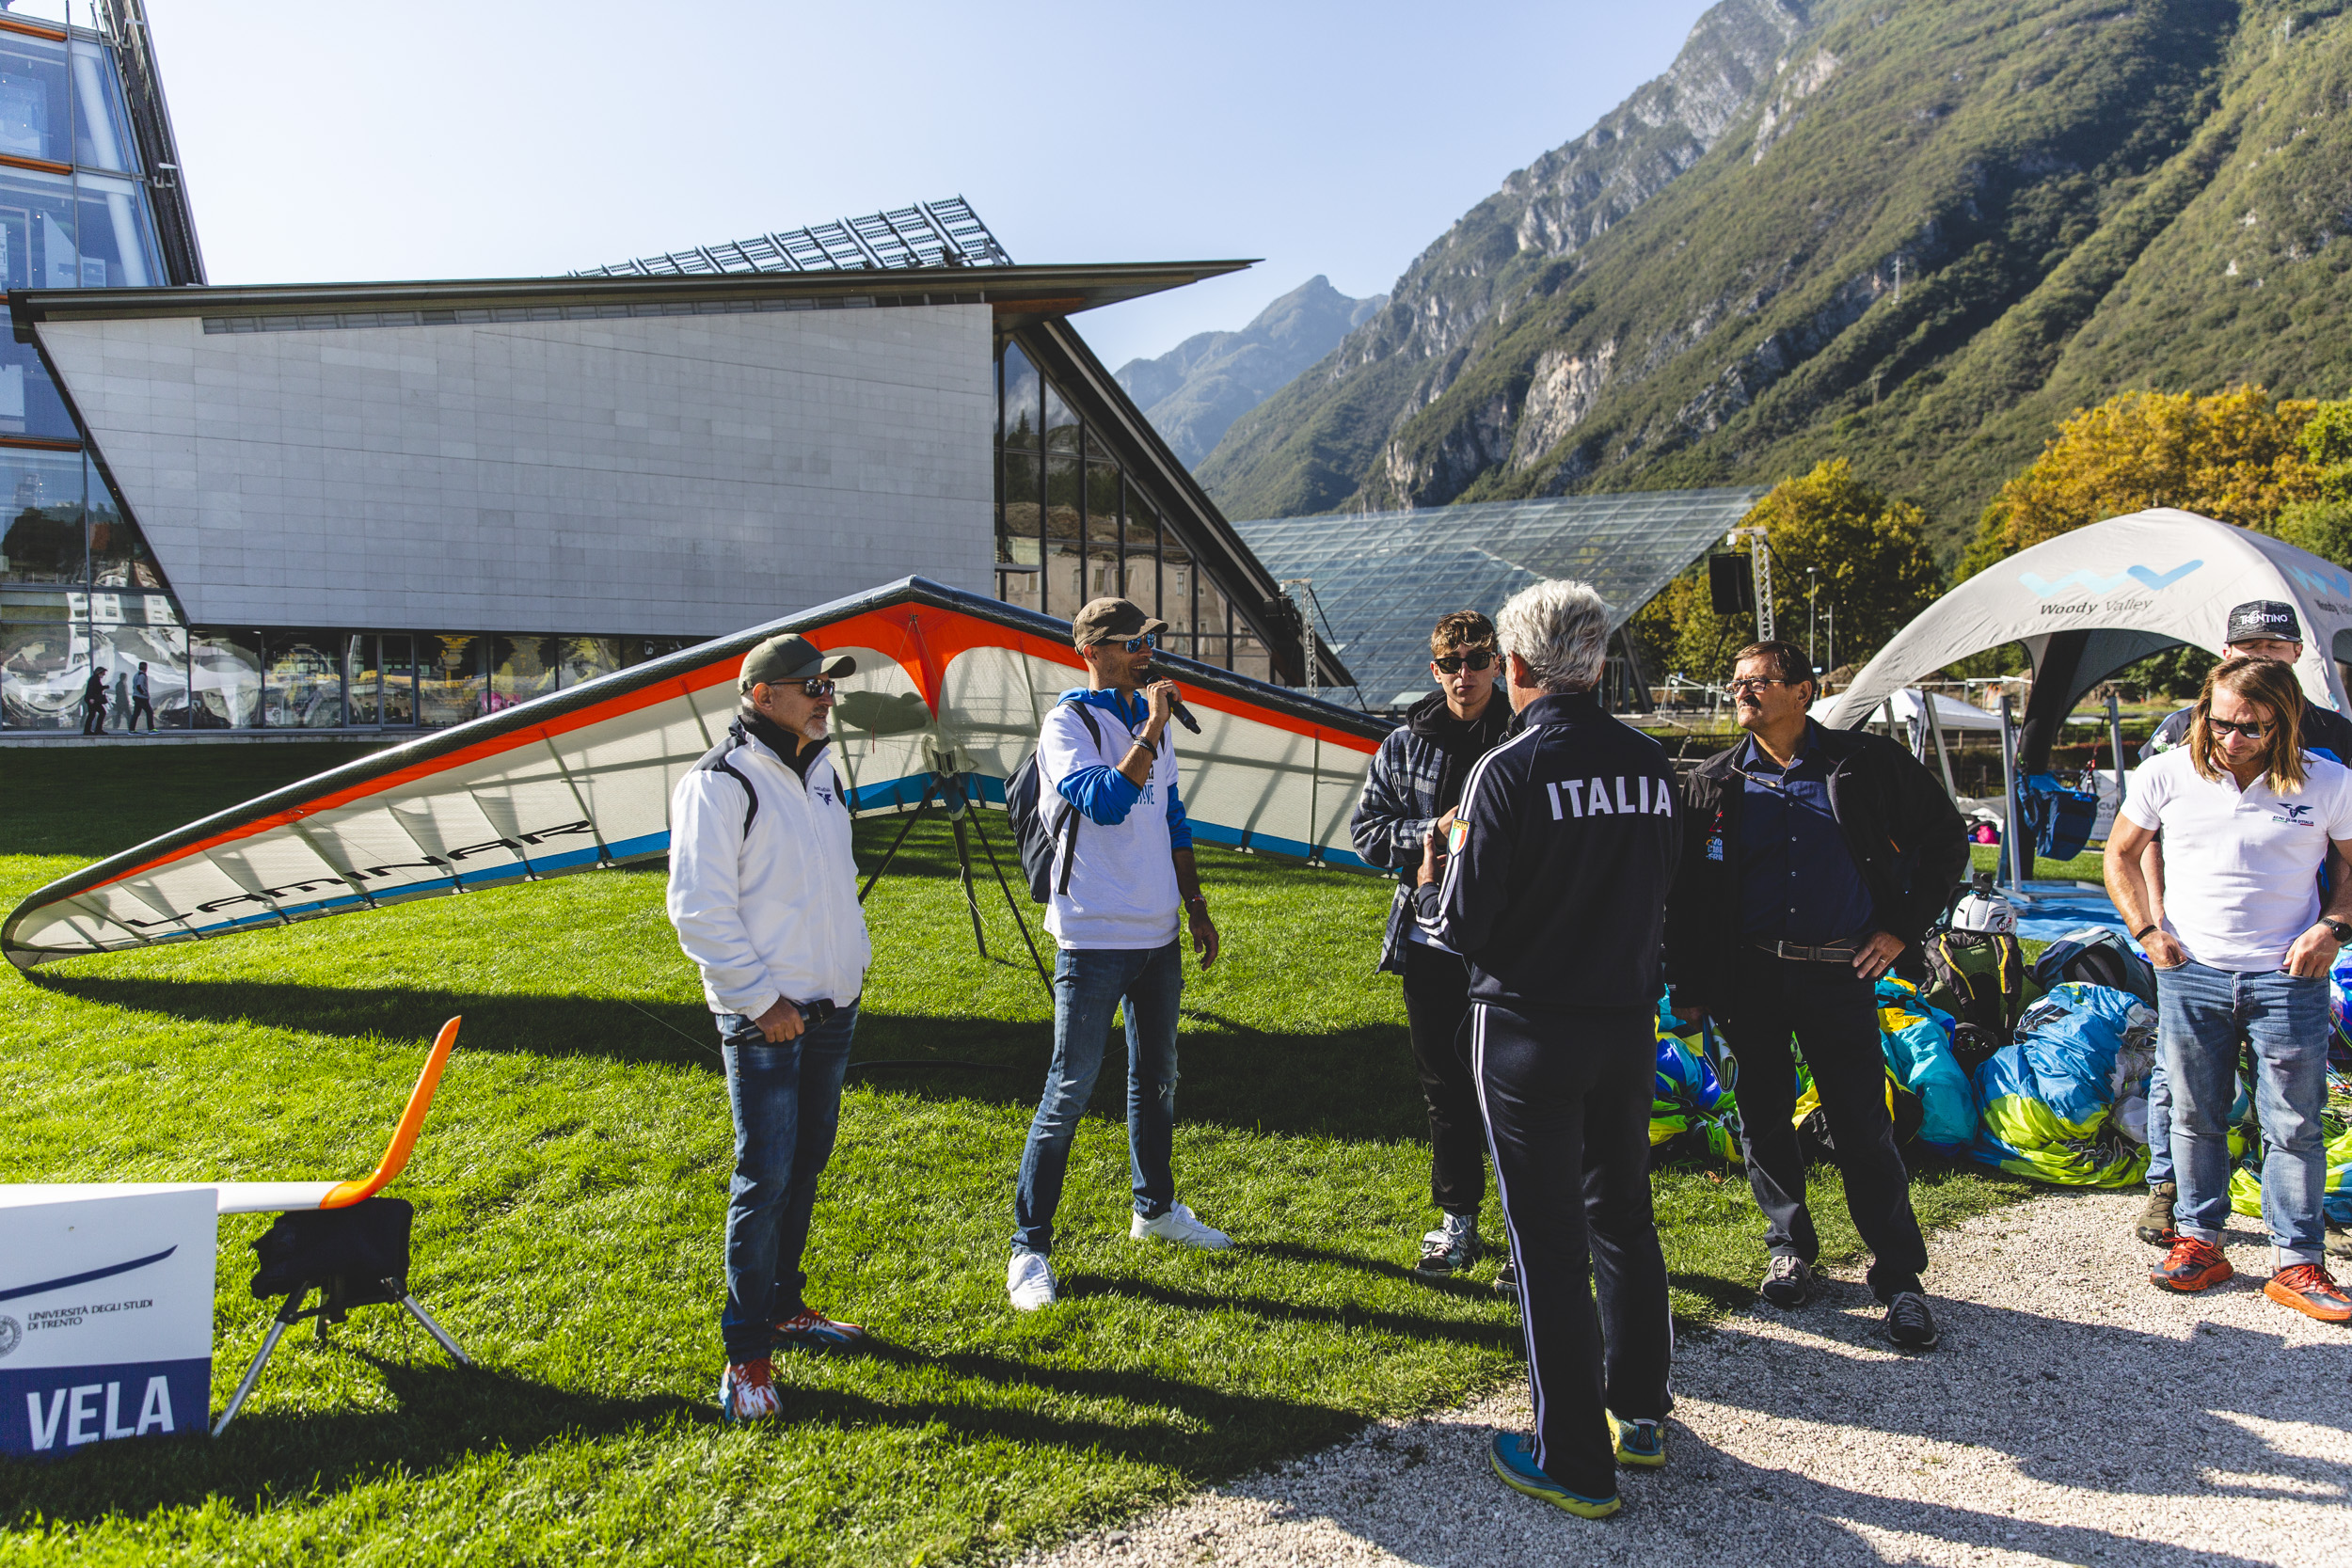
[
  {"left": 1630, "top": 459, "right": 1941, "bottom": 688},
  {"left": 1962, "top": 387, "right": 2321, "bottom": 577}
]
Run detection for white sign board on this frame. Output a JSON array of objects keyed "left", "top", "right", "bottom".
[{"left": 0, "top": 1186, "right": 215, "bottom": 1455}]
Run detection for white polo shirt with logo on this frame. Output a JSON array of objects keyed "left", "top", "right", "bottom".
[{"left": 2121, "top": 748, "right": 2352, "bottom": 971}]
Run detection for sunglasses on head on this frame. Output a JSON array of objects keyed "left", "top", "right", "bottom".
[
  {"left": 2207, "top": 715, "right": 2268, "bottom": 739},
  {"left": 1433, "top": 649, "right": 1496, "bottom": 673}
]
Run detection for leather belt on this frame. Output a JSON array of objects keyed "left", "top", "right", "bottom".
[{"left": 1753, "top": 940, "right": 1860, "bottom": 964}]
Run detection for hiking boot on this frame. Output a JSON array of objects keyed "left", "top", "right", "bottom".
[
  {"left": 1758, "top": 1254, "right": 1814, "bottom": 1308},
  {"left": 2136, "top": 1182, "right": 2178, "bottom": 1247},
  {"left": 2150, "top": 1236, "right": 2233, "bottom": 1292},
  {"left": 1488, "top": 1432, "right": 1619, "bottom": 1518},
  {"left": 1493, "top": 1255, "right": 1518, "bottom": 1298},
  {"left": 1007, "top": 1250, "right": 1057, "bottom": 1311},
  {"left": 772, "top": 1307, "right": 867, "bottom": 1350},
  {"left": 717, "top": 1358, "right": 782, "bottom": 1423},
  {"left": 1607, "top": 1409, "right": 1665, "bottom": 1468},
  {"left": 2264, "top": 1262, "right": 2352, "bottom": 1323},
  {"left": 2326, "top": 1228, "right": 2352, "bottom": 1263},
  {"left": 1415, "top": 1212, "right": 1480, "bottom": 1279},
  {"left": 1884, "top": 1291, "right": 1939, "bottom": 1351},
  {"left": 1131, "top": 1200, "right": 1232, "bottom": 1250}
]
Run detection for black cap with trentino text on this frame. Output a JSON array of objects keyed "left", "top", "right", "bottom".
[{"left": 2224, "top": 600, "right": 2301, "bottom": 647}]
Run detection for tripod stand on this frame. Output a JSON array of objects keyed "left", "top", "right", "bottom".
[{"left": 856, "top": 764, "right": 1053, "bottom": 998}]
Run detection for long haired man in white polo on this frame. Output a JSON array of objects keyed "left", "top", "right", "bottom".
[{"left": 668, "top": 633, "right": 874, "bottom": 1421}]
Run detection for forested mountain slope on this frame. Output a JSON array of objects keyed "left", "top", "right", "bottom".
[
  {"left": 1113, "top": 277, "right": 1384, "bottom": 467},
  {"left": 1198, "top": 0, "right": 2352, "bottom": 559}
]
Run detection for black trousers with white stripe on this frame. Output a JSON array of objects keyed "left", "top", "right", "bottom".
[{"left": 1474, "top": 998, "right": 1672, "bottom": 1497}]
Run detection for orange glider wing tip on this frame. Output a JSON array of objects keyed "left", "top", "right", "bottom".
[{"left": 321, "top": 1015, "right": 460, "bottom": 1208}]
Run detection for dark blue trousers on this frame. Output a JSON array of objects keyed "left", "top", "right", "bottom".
[{"left": 1473, "top": 998, "right": 1672, "bottom": 1499}]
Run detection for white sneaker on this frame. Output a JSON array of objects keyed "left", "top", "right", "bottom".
[
  {"left": 1130, "top": 1200, "right": 1232, "bottom": 1250},
  {"left": 1007, "top": 1249, "right": 1057, "bottom": 1310}
]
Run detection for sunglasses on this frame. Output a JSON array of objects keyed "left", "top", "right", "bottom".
[
  {"left": 1727, "top": 677, "right": 1793, "bottom": 694},
  {"left": 1433, "top": 650, "right": 1496, "bottom": 673},
  {"left": 2206, "top": 715, "right": 2269, "bottom": 739},
  {"left": 1120, "top": 634, "right": 1157, "bottom": 653}
]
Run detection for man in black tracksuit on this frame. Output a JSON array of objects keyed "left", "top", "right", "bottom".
[
  {"left": 1664, "top": 640, "right": 1967, "bottom": 1352},
  {"left": 1411, "top": 580, "right": 1678, "bottom": 1518}
]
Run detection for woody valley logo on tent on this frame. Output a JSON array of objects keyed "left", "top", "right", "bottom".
[{"left": 2017, "top": 561, "right": 2204, "bottom": 597}]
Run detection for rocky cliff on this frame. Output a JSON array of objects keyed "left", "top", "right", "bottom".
[
  {"left": 1114, "top": 277, "right": 1384, "bottom": 467},
  {"left": 1197, "top": 0, "right": 2352, "bottom": 559}
]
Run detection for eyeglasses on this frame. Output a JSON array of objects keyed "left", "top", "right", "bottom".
[
  {"left": 1433, "top": 650, "right": 1496, "bottom": 673},
  {"left": 2207, "top": 715, "right": 2269, "bottom": 739},
  {"left": 1727, "top": 677, "right": 1792, "bottom": 694}
]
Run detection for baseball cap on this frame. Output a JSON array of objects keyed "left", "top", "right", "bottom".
[
  {"left": 739, "top": 634, "right": 856, "bottom": 692},
  {"left": 1070, "top": 596, "right": 1171, "bottom": 647},
  {"left": 2224, "top": 600, "right": 2302, "bottom": 646}
]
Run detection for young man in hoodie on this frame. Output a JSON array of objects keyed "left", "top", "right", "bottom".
[
  {"left": 1351, "top": 610, "right": 1514, "bottom": 1282},
  {"left": 1006, "top": 596, "right": 1229, "bottom": 1311},
  {"left": 668, "top": 633, "right": 874, "bottom": 1422}
]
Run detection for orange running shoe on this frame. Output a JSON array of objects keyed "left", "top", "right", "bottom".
[
  {"left": 2264, "top": 1263, "right": 2352, "bottom": 1323},
  {"left": 2150, "top": 1237, "right": 2233, "bottom": 1292}
]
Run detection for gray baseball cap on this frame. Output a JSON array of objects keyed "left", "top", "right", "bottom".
[
  {"left": 2225, "top": 600, "right": 2302, "bottom": 646},
  {"left": 739, "top": 634, "right": 855, "bottom": 692},
  {"left": 1070, "top": 596, "right": 1170, "bottom": 647}
]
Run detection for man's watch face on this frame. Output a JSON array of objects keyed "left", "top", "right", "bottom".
[{"left": 2327, "top": 919, "right": 2352, "bottom": 944}]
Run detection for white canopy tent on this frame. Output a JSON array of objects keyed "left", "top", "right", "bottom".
[
  {"left": 1822, "top": 510, "right": 2352, "bottom": 774},
  {"left": 1809, "top": 688, "right": 2005, "bottom": 733}
]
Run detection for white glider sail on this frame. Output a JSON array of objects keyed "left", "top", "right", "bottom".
[{"left": 5, "top": 579, "right": 1390, "bottom": 969}]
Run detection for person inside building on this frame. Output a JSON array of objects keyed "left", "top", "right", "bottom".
[
  {"left": 2131, "top": 600, "right": 2352, "bottom": 1257},
  {"left": 2106, "top": 656, "right": 2352, "bottom": 1323},
  {"left": 127, "top": 661, "right": 155, "bottom": 733},
  {"left": 1413, "top": 578, "right": 1677, "bottom": 1519},
  {"left": 667, "top": 634, "right": 874, "bottom": 1424},
  {"left": 1006, "top": 596, "right": 1229, "bottom": 1312},
  {"left": 1664, "top": 640, "right": 1967, "bottom": 1352},
  {"left": 1350, "top": 610, "right": 1516, "bottom": 1285},
  {"left": 81, "top": 663, "right": 108, "bottom": 735}
]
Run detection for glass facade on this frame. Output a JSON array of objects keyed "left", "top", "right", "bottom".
[{"left": 993, "top": 337, "right": 1269, "bottom": 680}]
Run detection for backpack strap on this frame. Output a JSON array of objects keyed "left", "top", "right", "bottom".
[
  {"left": 694, "top": 723, "right": 760, "bottom": 836},
  {"left": 1049, "top": 698, "right": 1108, "bottom": 895}
]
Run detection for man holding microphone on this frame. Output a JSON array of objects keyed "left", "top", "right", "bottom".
[
  {"left": 1007, "top": 597, "right": 1228, "bottom": 1311},
  {"left": 1414, "top": 578, "right": 1678, "bottom": 1518},
  {"left": 668, "top": 633, "right": 873, "bottom": 1423}
]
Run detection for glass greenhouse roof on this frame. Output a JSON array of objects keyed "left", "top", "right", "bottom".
[
  {"left": 1234, "top": 487, "right": 1767, "bottom": 706},
  {"left": 578, "top": 197, "right": 1012, "bottom": 277}
]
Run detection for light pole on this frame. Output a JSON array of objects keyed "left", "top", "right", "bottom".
[{"left": 1806, "top": 566, "right": 1819, "bottom": 667}]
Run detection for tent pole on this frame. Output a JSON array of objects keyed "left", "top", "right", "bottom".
[
  {"left": 1927, "top": 689, "right": 1959, "bottom": 802},
  {"left": 2106, "top": 689, "right": 2127, "bottom": 820},
  {"left": 1998, "top": 692, "right": 2023, "bottom": 892}
]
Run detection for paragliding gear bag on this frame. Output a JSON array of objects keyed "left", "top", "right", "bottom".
[
  {"left": 2029, "top": 927, "right": 2155, "bottom": 1007},
  {"left": 2018, "top": 773, "right": 2098, "bottom": 863},
  {"left": 1923, "top": 926, "right": 2026, "bottom": 1043},
  {"left": 1009, "top": 699, "right": 1104, "bottom": 902}
]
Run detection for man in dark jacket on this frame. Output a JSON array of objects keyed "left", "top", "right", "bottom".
[
  {"left": 80, "top": 664, "right": 107, "bottom": 735},
  {"left": 1350, "top": 610, "right": 1513, "bottom": 1281},
  {"left": 1413, "top": 578, "right": 1678, "bottom": 1519},
  {"left": 1664, "top": 640, "right": 1967, "bottom": 1352}
]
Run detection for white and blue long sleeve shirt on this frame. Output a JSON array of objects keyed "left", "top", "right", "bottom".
[{"left": 1038, "top": 687, "right": 1192, "bottom": 950}]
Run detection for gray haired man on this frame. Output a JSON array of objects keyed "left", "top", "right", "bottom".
[{"left": 1410, "top": 579, "right": 1679, "bottom": 1518}]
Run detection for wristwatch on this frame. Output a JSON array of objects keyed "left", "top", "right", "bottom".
[{"left": 2323, "top": 917, "right": 2352, "bottom": 945}]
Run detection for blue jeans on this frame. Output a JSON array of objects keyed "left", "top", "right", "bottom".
[
  {"left": 1011, "top": 942, "right": 1183, "bottom": 1256},
  {"left": 2146, "top": 1055, "right": 2173, "bottom": 1188},
  {"left": 2155, "top": 961, "right": 2329, "bottom": 1262},
  {"left": 718, "top": 1000, "right": 858, "bottom": 1361}
]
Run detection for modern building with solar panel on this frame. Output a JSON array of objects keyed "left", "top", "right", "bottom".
[{"left": 1237, "top": 489, "right": 1767, "bottom": 713}]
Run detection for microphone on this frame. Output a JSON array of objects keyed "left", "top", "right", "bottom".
[{"left": 1142, "top": 666, "right": 1201, "bottom": 734}]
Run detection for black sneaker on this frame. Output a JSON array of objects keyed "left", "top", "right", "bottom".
[
  {"left": 1885, "top": 1291, "right": 1938, "bottom": 1350},
  {"left": 1493, "top": 1255, "right": 1518, "bottom": 1297},
  {"left": 1414, "top": 1214, "right": 1480, "bottom": 1279},
  {"left": 1758, "top": 1254, "right": 1813, "bottom": 1307},
  {"left": 2136, "top": 1182, "right": 2178, "bottom": 1247}
]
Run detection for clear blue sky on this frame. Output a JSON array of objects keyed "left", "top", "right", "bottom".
[{"left": 142, "top": 1, "right": 1717, "bottom": 369}]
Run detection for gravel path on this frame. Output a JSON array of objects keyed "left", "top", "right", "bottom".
[{"left": 1022, "top": 1193, "right": 2349, "bottom": 1567}]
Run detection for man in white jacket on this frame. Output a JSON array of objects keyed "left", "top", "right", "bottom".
[
  {"left": 668, "top": 632, "right": 873, "bottom": 1422},
  {"left": 1007, "top": 596, "right": 1229, "bottom": 1312}
]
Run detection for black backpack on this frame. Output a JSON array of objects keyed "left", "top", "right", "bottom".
[
  {"left": 2029, "top": 927, "right": 2156, "bottom": 1006},
  {"left": 1008, "top": 699, "right": 1103, "bottom": 903}
]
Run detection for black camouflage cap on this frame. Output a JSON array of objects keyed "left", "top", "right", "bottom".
[
  {"left": 2225, "top": 600, "right": 2301, "bottom": 646},
  {"left": 739, "top": 634, "right": 855, "bottom": 692},
  {"left": 1070, "top": 596, "right": 1171, "bottom": 647}
]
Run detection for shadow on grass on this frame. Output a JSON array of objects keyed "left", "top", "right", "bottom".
[
  {"left": 3, "top": 1338, "right": 1385, "bottom": 1529},
  {"left": 1059, "top": 1275, "right": 1520, "bottom": 1350},
  {"left": 31, "top": 974, "right": 1433, "bottom": 1145}
]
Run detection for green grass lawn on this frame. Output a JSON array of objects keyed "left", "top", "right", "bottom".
[{"left": 0, "top": 745, "right": 2032, "bottom": 1566}]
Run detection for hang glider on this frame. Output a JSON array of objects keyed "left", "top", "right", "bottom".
[{"left": 6, "top": 578, "right": 1391, "bottom": 969}]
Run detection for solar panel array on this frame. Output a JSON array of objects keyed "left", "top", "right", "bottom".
[
  {"left": 1235, "top": 488, "right": 1767, "bottom": 706},
  {"left": 577, "top": 198, "right": 1012, "bottom": 278}
]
